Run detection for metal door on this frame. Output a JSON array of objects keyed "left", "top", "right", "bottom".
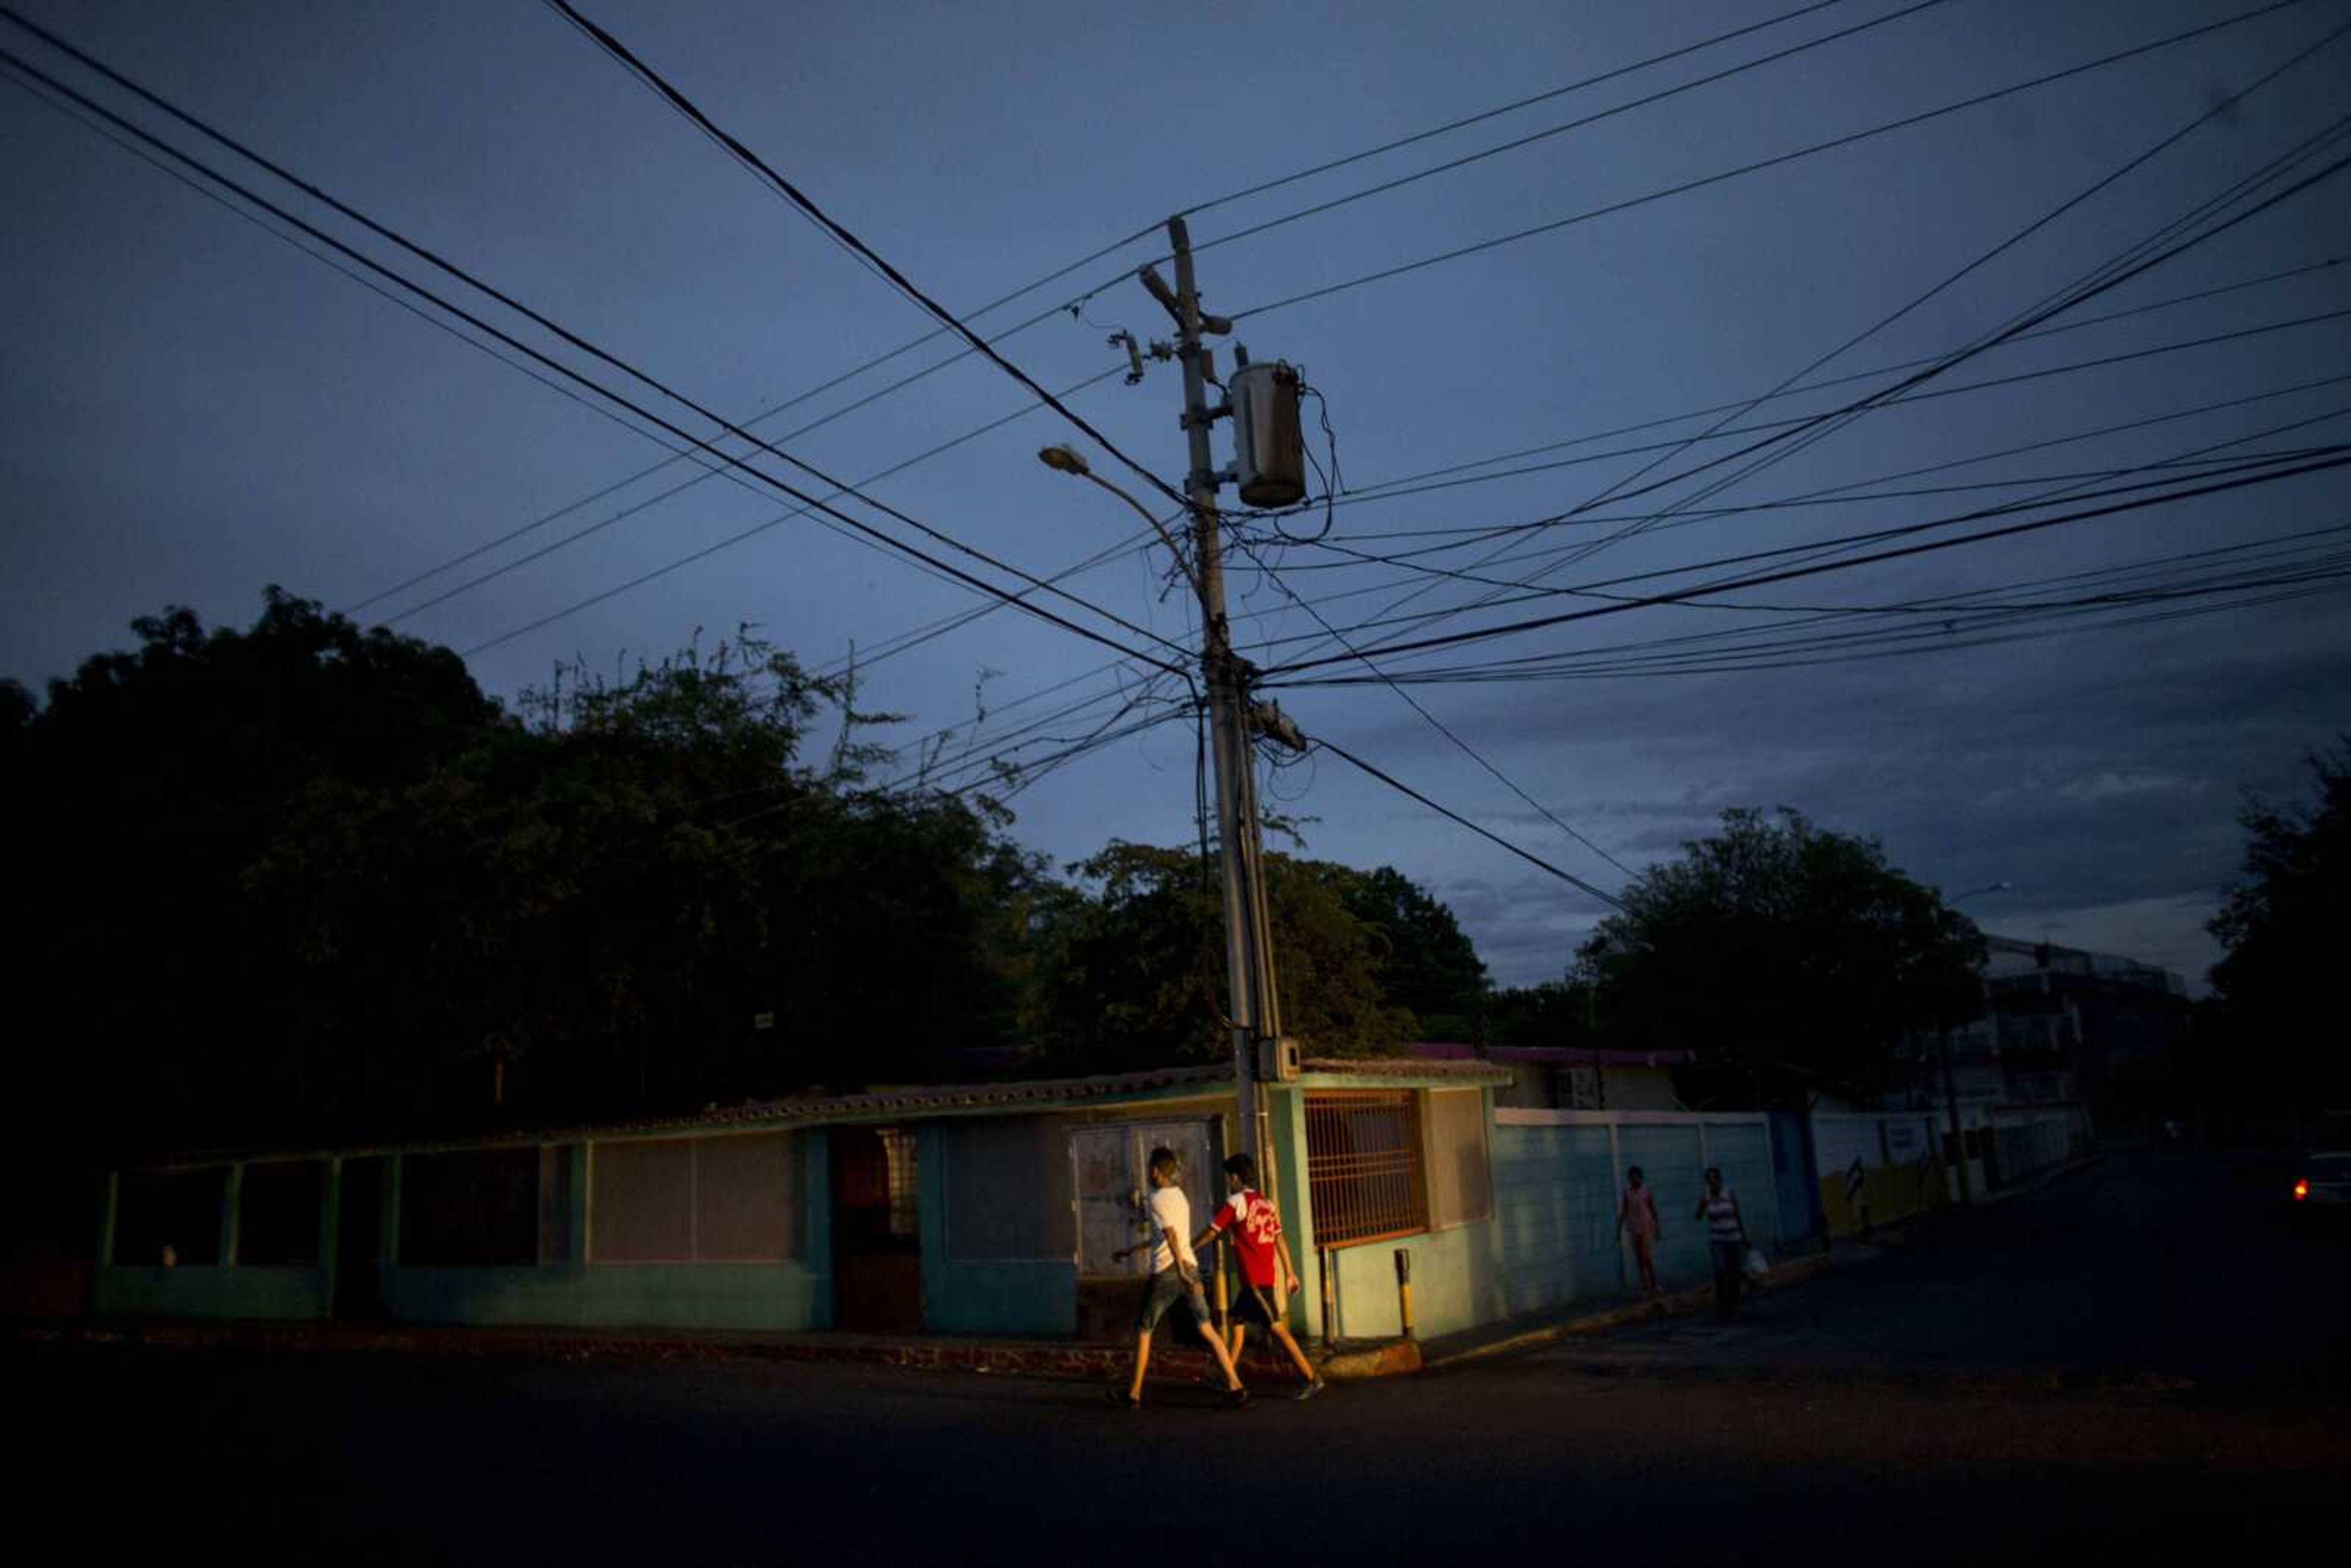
[{"left": 1071, "top": 1120, "right": 1221, "bottom": 1277}]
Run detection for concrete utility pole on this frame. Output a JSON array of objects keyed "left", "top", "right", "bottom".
[
  {"left": 1939, "top": 881, "right": 2009, "bottom": 1207},
  {"left": 1139, "top": 215, "right": 1292, "bottom": 1168}
]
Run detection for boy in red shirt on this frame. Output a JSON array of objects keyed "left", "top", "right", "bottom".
[{"left": 1193, "top": 1152, "right": 1325, "bottom": 1400}]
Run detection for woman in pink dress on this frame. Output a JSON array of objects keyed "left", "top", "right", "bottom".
[{"left": 1616, "top": 1165, "right": 1663, "bottom": 1296}]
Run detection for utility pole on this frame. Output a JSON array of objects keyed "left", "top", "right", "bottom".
[
  {"left": 1939, "top": 1025, "right": 1973, "bottom": 1207},
  {"left": 1138, "top": 215, "right": 1293, "bottom": 1168}
]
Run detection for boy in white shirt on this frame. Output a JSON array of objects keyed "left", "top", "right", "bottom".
[{"left": 1109, "top": 1146, "right": 1250, "bottom": 1409}]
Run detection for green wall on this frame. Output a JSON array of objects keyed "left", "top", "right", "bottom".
[{"left": 91, "top": 1265, "right": 328, "bottom": 1320}]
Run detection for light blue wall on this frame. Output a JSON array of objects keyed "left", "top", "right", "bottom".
[
  {"left": 1488, "top": 1122, "right": 1618, "bottom": 1316},
  {"left": 1617, "top": 1123, "right": 1710, "bottom": 1283},
  {"left": 1703, "top": 1121, "right": 1781, "bottom": 1248}
]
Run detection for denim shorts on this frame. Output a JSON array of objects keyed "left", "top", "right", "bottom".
[{"left": 1136, "top": 1267, "right": 1212, "bottom": 1334}]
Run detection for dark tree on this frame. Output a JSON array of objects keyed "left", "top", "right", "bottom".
[
  {"left": 2208, "top": 741, "right": 2351, "bottom": 1112},
  {"left": 1023, "top": 843, "right": 1416, "bottom": 1073},
  {"left": 1577, "top": 808, "right": 1985, "bottom": 1097}
]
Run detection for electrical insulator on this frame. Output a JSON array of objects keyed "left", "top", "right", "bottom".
[{"left": 1229, "top": 360, "right": 1306, "bottom": 509}]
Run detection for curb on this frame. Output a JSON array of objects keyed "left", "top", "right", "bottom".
[
  {"left": 1425, "top": 1250, "right": 1838, "bottom": 1372},
  {"left": 7, "top": 1318, "right": 1300, "bottom": 1386}
]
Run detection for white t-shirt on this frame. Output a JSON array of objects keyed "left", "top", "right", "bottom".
[{"left": 1146, "top": 1184, "right": 1196, "bottom": 1274}]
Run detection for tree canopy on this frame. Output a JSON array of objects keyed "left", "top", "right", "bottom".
[
  {"left": 9, "top": 594, "right": 1041, "bottom": 1154},
  {"left": 9, "top": 591, "right": 1494, "bottom": 1161},
  {"left": 1576, "top": 808, "right": 1985, "bottom": 1098},
  {"left": 1021, "top": 843, "right": 1423, "bottom": 1073},
  {"left": 2208, "top": 741, "right": 2351, "bottom": 1108}
]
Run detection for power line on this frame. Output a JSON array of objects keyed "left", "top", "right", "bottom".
[
  {"left": 1559, "top": 7, "right": 2351, "bottom": 521},
  {"left": 355, "top": 1, "right": 1865, "bottom": 621},
  {"left": 388, "top": 362, "right": 1125, "bottom": 629},
  {"left": 1237, "top": 315, "right": 2351, "bottom": 607},
  {"left": 1275, "top": 400, "right": 2351, "bottom": 601},
  {"left": 543, "top": 0, "right": 1194, "bottom": 518},
  {"left": 1251, "top": 129, "right": 2351, "bottom": 674},
  {"left": 1179, "top": 0, "right": 1852, "bottom": 219},
  {"left": 1311, "top": 737, "right": 1625, "bottom": 908},
  {"left": 1232, "top": 0, "right": 2315, "bottom": 322},
  {"left": 1335, "top": 521, "right": 2351, "bottom": 681},
  {"left": 1232, "top": 535, "right": 1637, "bottom": 880},
  {"left": 0, "top": 27, "right": 1191, "bottom": 679},
  {"left": 1263, "top": 449, "right": 2351, "bottom": 678},
  {"left": 1299, "top": 351, "right": 2351, "bottom": 548},
  {"left": 1188, "top": 0, "right": 1953, "bottom": 261},
  {"left": 1267, "top": 428, "right": 2351, "bottom": 651}
]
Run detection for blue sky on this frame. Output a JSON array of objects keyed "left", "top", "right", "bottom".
[{"left": 5, "top": 0, "right": 2347, "bottom": 991}]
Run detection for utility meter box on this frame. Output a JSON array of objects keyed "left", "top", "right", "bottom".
[
  {"left": 1229, "top": 361, "right": 1306, "bottom": 509},
  {"left": 1257, "top": 1035, "right": 1301, "bottom": 1082}
]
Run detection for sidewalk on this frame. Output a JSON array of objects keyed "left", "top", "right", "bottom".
[
  {"left": 1422, "top": 1151, "right": 2104, "bottom": 1373},
  {"left": 9, "top": 1314, "right": 1308, "bottom": 1386}
]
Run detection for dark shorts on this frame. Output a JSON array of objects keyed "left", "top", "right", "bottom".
[
  {"left": 1229, "top": 1280, "right": 1281, "bottom": 1329},
  {"left": 1136, "top": 1267, "right": 1212, "bottom": 1335}
]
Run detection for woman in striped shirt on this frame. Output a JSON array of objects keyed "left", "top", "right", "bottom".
[{"left": 1693, "top": 1167, "right": 1749, "bottom": 1319}]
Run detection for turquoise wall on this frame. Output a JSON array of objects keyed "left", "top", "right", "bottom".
[
  {"left": 91, "top": 1265, "right": 328, "bottom": 1320},
  {"left": 915, "top": 1123, "right": 1076, "bottom": 1335},
  {"left": 378, "top": 1260, "right": 827, "bottom": 1330}
]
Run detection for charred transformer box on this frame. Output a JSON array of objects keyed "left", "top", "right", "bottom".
[{"left": 1229, "top": 360, "right": 1306, "bottom": 509}]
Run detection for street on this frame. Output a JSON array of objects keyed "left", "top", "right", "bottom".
[{"left": 21, "top": 1155, "right": 2348, "bottom": 1563}]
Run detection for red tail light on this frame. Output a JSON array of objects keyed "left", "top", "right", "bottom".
[{"left": 2294, "top": 1179, "right": 2310, "bottom": 1201}]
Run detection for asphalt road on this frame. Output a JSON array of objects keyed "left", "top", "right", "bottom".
[
  {"left": 1534, "top": 1150, "right": 2351, "bottom": 1390},
  {"left": 20, "top": 1155, "right": 2347, "bottom": 1564}
]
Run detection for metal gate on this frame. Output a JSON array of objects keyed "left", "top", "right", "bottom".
[{"left": 1071, "top": 1120, "right": 1221, "bottom": 1278}]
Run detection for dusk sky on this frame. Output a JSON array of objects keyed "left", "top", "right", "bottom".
[{"left": 6, "top": 0, "right": 2347, "bottom": 992}]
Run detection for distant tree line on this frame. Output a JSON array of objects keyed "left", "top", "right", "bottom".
[{"left": 2, "top": 591, "right": 1496, "bottom": 1163}]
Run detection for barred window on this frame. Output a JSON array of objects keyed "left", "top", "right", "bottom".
[
  {"left": 114, "top": 1168, "right": 225, "bottom": 1267},
  {"left": 238, "top": 1160, "right": 324, "bottom": 1266},
  {"left": 590, "top": 1133, "right": 801, "bottom": 1263},
  {"left": 400, "top": 1148, "right": 538, "bottom": 1266},
  {"left": 1305, "top": 1090, "right": 1428, "bottom": 1247}
]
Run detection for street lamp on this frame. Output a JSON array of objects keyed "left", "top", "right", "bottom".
[{"left": 1037, "top": 445, "right": 1202, "bottom": 598}]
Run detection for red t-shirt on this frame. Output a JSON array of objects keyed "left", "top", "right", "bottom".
[{"left": 1209, "top": 1188, "right": 1284, "bottom": 1288}]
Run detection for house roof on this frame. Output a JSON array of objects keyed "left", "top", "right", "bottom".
[
  {"left": 1404, "top": 1042, "right": 1697, "bottom": 1068},
  {"left": 1300, "top": 1056, "right": 1514, "bottom": 1084},
  {"left": 125, "top": 1055, "right": 1508, "bottom": 1168}
]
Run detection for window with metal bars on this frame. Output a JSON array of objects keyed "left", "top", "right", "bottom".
[
  {"left": 878, "top": 1128, "right": 920, "bottom": 1242},
  {"left": 1305, "top": 1090, "right": 1428, "bottom": 1247}
]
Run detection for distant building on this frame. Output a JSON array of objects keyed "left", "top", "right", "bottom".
[{"left": 1893, "top": 932, "right": 2186, "bottom": 1190}]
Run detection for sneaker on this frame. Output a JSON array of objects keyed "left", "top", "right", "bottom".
[
  {"left": 1106, "top": 1387, "right": 1140, "bottom": 1409},
  {"left": 1219, "top": 1386, "right": 1253, "bottom": 1409},
  {"left": 1294, "top": 1377, "right": 1326, "bottom": 1403}
]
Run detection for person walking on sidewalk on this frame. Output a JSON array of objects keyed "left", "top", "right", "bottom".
[
  {"left": 1695, "top": 1167, "right": 1749, "bottom": 1320},
  {"left": 1616, "top": 1165, "right": 1663, "bottom": 1297},
  {"left": 1193, "top": 1153, "right": 1325, "bottom": 1401},
  {"left": 1109, "top": 1147, "right": 1250, "bottom": 1409}
]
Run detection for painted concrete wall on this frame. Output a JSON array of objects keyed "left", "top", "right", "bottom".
[
  {"left": 379, "top": 1260, "right": 828, "bottom": 1330},
  {"left": 386, "top": 1133, "right": 833, "bottom": 1330},
  {"left": 92, "top": 1266, "right": 328, "bottom": 1319},
  {"left": 917, "top": 1122, "right": 1076, "bottom": 1335},
  {"left": 1601, "top": 1067, "right": 1682, "bottom": 1111},
  {"left": 1487, "top": 1120, "right": 1617, "bottom": 1317},
  {"left": 1810, "top": 1111, "right": 1947, "bottom": 1235}
]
